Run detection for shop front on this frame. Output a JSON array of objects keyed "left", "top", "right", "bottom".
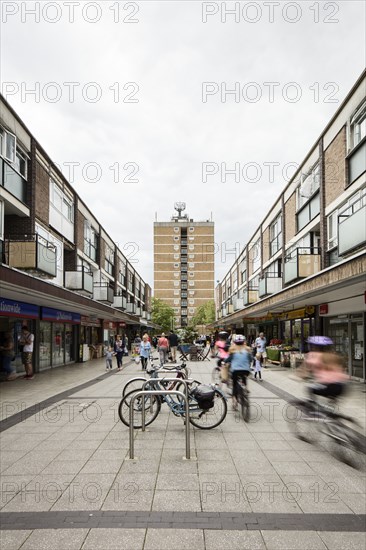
[
  {"left": 103, "top": 320, "right": 117, "bottom": 349},
  {"left": 0, "top": 298, "right": 39, "bottom": 374},
  {"left": 79, "top": 315, "right": 103, "bottom": 362},
  {"left": 39, "top": 307, "right": 80, "bottom": 370},
  {"left": 321, "top": 298, "right": 365, "bottom": 381}
]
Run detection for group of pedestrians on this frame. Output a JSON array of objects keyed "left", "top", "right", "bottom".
[{"left": 0, "top": 326, "right": 35, "bottom": 381}]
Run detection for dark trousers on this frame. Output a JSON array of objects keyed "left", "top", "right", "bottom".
[
  {"left": 116, "top": 352, "right": 123, "bottom": 368},
  {"left": 232, "top": 370, "right": 250, "bottom": 399},
  {"left": 141, "top": 357, "right": 148, "bottom": 370}
]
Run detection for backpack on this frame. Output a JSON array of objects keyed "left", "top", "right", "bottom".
[{"left": 191, "top": 384, "right": 216, "bottom": 410}]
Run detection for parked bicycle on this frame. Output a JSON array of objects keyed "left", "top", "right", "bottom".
[
  {"left": 288, "top": 394, "right": 365, "bottom": 470},
  {"left": 118, "top": 379, "right": 227, "bottom": 430},
  {"left": 122, "top": 357, "right": 192, "bottom": 398}
]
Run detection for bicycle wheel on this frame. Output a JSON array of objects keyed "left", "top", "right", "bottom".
[
  {"left": 240, "top": 392, "right": 250, "bottom": 422},
  {"left": 325, "top": 420, "right": 366, "bottom": 470},
  {"left": 287, "top": 400, "right": 320, "bottom": 444},
  {"left": 188, "top": 388, "right": 227, "bottom": 429},
  {"left": 122, "top": 377, "right": 147, "bottom": 397},
  {"left": 118, "top": 389, "right": 161, "bottom": 428}
]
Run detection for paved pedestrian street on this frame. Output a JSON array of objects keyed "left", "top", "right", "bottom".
[{"left": 0, "top": 357, "right": 365, "bottom": 549}]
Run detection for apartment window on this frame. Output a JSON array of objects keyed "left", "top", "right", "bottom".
[
  {"left": 189, "top": 236, "right": 194, "bottom": 241},
  {"left": 189, "top": 244, "right": 194, "bottom": 250},
  {"left": 297, "top": 192, "right": 320, "bottom": 232},
  {"left": 189, "top": 281, "right": 194, "bottom": 286},
  {"left": 127, "top": 271, "right": 134, "bottom": 292},
  {"left": 174, "top": 245, "right": 179, "bottom": 251},
  {"left": 270, "top": 215, "right": 282, "bottom": 256},
  {"left": 174, "top": 236, "right": 179, "bottom": 241},
  {"left": 174, "top": 253, "right": 179, "bottom": 260},
  {"left": 174, "top": 299, "right": 179, "bottom": 305},
  {"left": 0, "top": 127, "right": 16, "bottom": 163},
  {"left": 328, "top": 187, "right": 366, "bottom": 250},
  {"left": 174, "top": 227, "right": 179, "bottom": 232},
  {"left": 84, "top": 222, "right": 98, "bottom": 261},
  {"left": 189, "top": 263, "right": 194, "bottom": 268},
  {"left": 174, "top": 263, "right": 179, "bottom": 268},
  {"left": 189, "top": 227, "right": 194, "bottom": 232},
  {"left": 104, "top": 243, "right": 114, "bottom": 275},
  {"left": 181, "top": 292, "right": 187, "bottom": 298},
  {"left": 174, "top": 290, "right": 179, "bottom": 295},
  {"left": 0, "top": 200, "right": 4, "bottom": 240},
  {"left": 296, "top": 164, "right": 320, "bottom": 210},
  {"left": 50, "top": 181, "right": 74, "bottom": 222},
  {"left": 189, "top": 299, "right": 195, "bottom": 305},
  {"left": 189, "top": 290, "right": 194, "bottom": 296},
  {"left": 174, "top": 272, "right": 179, "bottom": 277},
  {"left": 189, "top": 308, "right": 195, "bottom": 314},
  {"left": 189, "top": 272, "right": 194, "bottom": 277},
  {"left": 181, "top": 283, "right": 187, "bottom": 290},
  {"left": 252, "top": 238, "right": 261, "bottom": 273},
  {"left": 350, "top": 100, "right": 366, "bottom": 148},
  {"left": 232, "top": 270, "right": 238, "bottom": 292},
  {"left": 174, "top": 309, "right": 179, "bottom": 314},
  {"left": 174, "top": 281, "right": 179, "bottom": 287},
  {"left": 14, "top": 148, "right": 28, "bottom": 179},
  {"left": 327, "top": 212, "right": 338, "bottom": 250},
  {"left": 240, "top": 260, "right": 247, "bottom": 284},
  {"left": 189, "top": 254, "right": 195, "bottom": 259},
  {"left": 181, "top": 309, "right": 187, "bottom": 315},
  {"left": 118, "top": 270, "right": 126, "bottom": 286}
]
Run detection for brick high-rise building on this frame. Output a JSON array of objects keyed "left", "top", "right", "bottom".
[{"left": 154, "top": 204, "right": 215, "bottom": 328}]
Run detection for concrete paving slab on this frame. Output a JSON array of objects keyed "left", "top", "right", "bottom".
[
  {"left": 204, "top": 529, "right": 266, "bottom": 549},
  {"left": 318, "top": 531, "right": 366, "bottom": 550},
  {"left": 81, "top": 527, "right": 146, "bottom": 549},
  {"left": 144, "top": 528, "right": 204, "bottom": 549},
  {"left": 152, "top": 490, "right": 201, "bottom": 512},
  {"left": 261, "top": 529, "right": 327, "bottom": 549},
  {"left": 0, "top": 529, "right": 32, "bottom": 550},
  {"left": 19, "top": 528, "right": 89, "bottom": 549}
]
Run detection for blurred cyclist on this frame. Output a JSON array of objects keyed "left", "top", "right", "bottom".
[
  {"left": 225, "top": 334, "right": 252, "bottom": 410},
  {"left": 301, "top": 336, "right": 348, "bottom": 401},
  {"left": 214, "top": 331, "right": 230, "bottom": 383}
]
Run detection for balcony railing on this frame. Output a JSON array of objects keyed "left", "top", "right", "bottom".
[
  {"left": 233, "top": 298, "right": 244, "bottom": 311},
  {"left": 6, "top": 234, "right": 57, "bottom": 277},
  {"left": 126, "top": 302, "right": 136, "bottom": 314},
  {"left": 243, "top": 288, "right": 258, "bottom": 305},
  {"left": 338, "top": 204, "right": 366, "bottom": 255},
  {"left": 93, "top": 282, "right": 114, "bottom": 303},
  {"left": 284, "top": 247, "right": 321, "bottom": 284},
  {"left": 1, "top": 158, "right": 27, "bottom": 204},
  {"left": 113, "top": 295, "right": 127, "bottom": 310},
  {"left": 65, "top": 269, "right": 93, "bottom": 294},
  {"left": 258, "top": 273, "right": 282, "bottom": 298}
]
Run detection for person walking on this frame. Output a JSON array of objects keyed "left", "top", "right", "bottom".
[
  {"left": 168, "top": 331, "right": 179, "bottom": 362},
  {"left": 255, "top": 332, "right": 267, "bottom": 366},
  {"left": 139, "top": 334, "right": 151, "bottom": 370},
  {"left": 254, "top": 353, "right": 263, "bottom": 381},
  {"left": 0, "top": 331, "right": 17, "bottom": 381},
  {"left": 114, "top": 334, "right": 125, "bottom": 371},
  {"left": 105, "top": 347, "right": 115, "bottom": 370},
  {"left": 19, "top": 326, "right": 34, "bottom": 379},
  {"left": 158, "top": 333, "right": 169, "bottom": 366}
]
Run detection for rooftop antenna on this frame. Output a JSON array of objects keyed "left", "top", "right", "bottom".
[{"left": 174, "top": 202, "right": 186, "bottom": 218}]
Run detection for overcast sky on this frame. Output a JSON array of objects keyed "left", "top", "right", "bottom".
[{"left": 2, "top": 0, "right": 365, "bottom": 286}]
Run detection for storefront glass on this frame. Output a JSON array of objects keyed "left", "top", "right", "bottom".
[
  {"left": 65, "top": 324, "right": 73, "bottom": 363},
  {"left": 292, "top": 320, "right": 302, "bottom": 350},
  {"left": 53, "top": 323, "right": 65, "bottom": 366},
  {"left": 351, "top": 315, "right": 364, "bottom": 379},
  {"left": 39, "top": 321, "right": 52, "bottom": 370}
]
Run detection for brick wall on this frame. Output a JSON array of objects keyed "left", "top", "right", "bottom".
[
  {"left": 262, "top": 226, "right": 270, "bottom": 265},
  {"left": 324, "top": 126, "right": 347, "bottom": 208},
  {"left": 76, "top": 210, "right": 85, "bottom": 250},
  {"left": 35, "top": 160, "right": 49, "bottom": 224},
  {"left": 284, "top": 193, "right": 296, "bottom": 243}
]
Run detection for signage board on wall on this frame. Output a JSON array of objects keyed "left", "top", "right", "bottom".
[
  {"left": 319, "top": 304, "right": 329, "bottom": 315},
  {"left": 0, "top": 298, "right": 39, "bottom": 319},
  {"left": 42, "top": 307, "right": 81, "bottom": 324}
]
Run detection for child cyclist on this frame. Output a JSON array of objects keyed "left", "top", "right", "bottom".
[
  {"left": 225, "top": 334, "right": 252, "bottom": 410},
  {"left": 214, "top": 331, "right": 230, "bottom": 382}
]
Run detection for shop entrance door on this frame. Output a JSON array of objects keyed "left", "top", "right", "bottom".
[{"left": 350, "top": 315, "right": 364, "bottom": 380}]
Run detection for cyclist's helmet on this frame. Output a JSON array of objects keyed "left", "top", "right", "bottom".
[
  {"left": 307, "top": 336, "right": 333, "bottom": 346},
  {"left": 218, "top": 331, "right": 229, "bottom": 339},
  {"left": 233, "top": 334, "right": 246, "bottom": 345}
]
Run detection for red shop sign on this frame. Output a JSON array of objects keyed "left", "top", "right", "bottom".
[{"left": 319, "top": 304, "right": 328, "bottom": 315}]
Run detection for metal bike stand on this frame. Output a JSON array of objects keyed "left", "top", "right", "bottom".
[
  {"left": 129, "top": 389, "right": 191, "bottom": 460},
  {"left": 141, "top": 377, "right": 193, "bottom": 431}
]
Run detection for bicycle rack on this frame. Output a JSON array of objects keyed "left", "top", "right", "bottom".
[
  {"left": 129, "top": 389, "right": 191, "bottom": 460},
  {"left": 141, "top": 377, "right": 193, "bottom": 431}
]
